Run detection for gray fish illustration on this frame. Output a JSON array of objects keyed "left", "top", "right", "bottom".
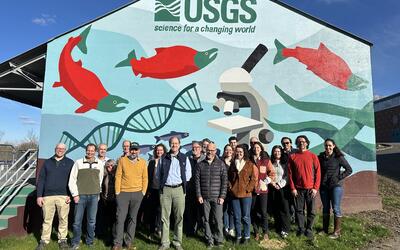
[
  {"left": 138, "top": 144, "right": 155, "bottom": 155},
  {"left": 154, "top": 131, "right": 189, "bottom": 143},
  {"left": 181, "top": 142, "right": 192, "bottom": 152}
]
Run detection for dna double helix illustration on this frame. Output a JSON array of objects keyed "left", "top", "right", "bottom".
[{"left": 59, "top": 83, "right": 203, "bottom": 153}]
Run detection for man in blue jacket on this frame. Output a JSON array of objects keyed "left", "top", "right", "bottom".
[{"left": 36, "top": 143, "right": 74, "bottom": 250}]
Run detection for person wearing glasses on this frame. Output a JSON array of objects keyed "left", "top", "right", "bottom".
[
  {"left": 113, "top": 142, "right": 148, "bottom": 250},
  {"left": 318, "top": 139, "right": 352, "bottom": 239},
  {"left": 195, "top": 142, "right": 228, "bottom": 249},
  {"left": 36, "top": 143, "right": 74, "bottom": 250},
  {"left": 280, "top": 137, "right": 296, "bottom": 223},
  {"left": 184, "top": 141, "right": 205, "bottom": 236},
  {"left": 287, "top": 135, "right": 321, "bottom": 240}
]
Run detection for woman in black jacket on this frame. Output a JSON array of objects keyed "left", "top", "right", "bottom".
[{"left": 318, "top": 138, "right": 352, "bottom": 239}]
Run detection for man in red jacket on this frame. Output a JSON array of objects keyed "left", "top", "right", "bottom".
[{"left": 287, "top": 135, "right": 321, "bottom": 240}]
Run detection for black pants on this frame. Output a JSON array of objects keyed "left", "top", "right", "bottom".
[
  {"left": 294, "top": 189, "right": 316, "bottom": 234},
  {"left": 250, "top": 193, "right": 268, "bottom": 235},
  {"left": 145, "top": 188, "right": 161, "bottom": 233},
  {"left": 269, "top": 186, "right": 291, "bottom": 233},
  {"left": 183, "top": 188, "right": 202, "bottom": 236}
]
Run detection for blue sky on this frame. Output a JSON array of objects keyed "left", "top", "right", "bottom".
[{"left": 0, "top": 0, "right": 399, "bottom": 142}]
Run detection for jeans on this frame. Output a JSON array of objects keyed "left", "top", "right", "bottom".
[
  {"left": 294, "top": 189, "right": 316, "bottom": 235},
  {"left": 71, "top": 194, "right": 99, "bottom": 246},
  {"left": 231, "top": 197, "right": 252, "bottom": 239},
  {"left": 223, "top": 195, "right": 234, "bottom": 231},
  {"left": 320, "top": 186, "right": 343, "bottom": 217}
]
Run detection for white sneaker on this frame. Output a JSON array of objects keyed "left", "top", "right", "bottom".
[{"left": 228, "top": 229, "right": 236, "bottom": 238}]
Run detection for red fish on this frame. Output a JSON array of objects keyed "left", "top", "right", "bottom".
[
  {"left": 273, "top": 39, "right": 367, "bottom": 91},
  {"left": 115, "top": 45, "right": 218, "bottom": 79},
  {"left": 53, "top": 25, "right": 128, "bottom": 113}
]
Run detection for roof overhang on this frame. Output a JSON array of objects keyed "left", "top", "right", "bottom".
[{"left": 0, "top": 44, "right": 47, "bottom": 108}]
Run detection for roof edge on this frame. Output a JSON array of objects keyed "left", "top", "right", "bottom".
[{"left": 270, "top": 0, "right": 373, "bottom": 46}]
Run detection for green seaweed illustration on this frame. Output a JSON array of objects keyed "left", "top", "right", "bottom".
[{"left": 266, "top": 85, "right": 375, "bottom": 161}]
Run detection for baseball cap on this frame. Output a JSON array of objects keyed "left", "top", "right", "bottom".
[{"left": 130, "top": 142, "right": 140, "bottom": 150}]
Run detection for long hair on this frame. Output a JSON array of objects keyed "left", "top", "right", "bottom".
[
  {"left": 153, "top": 143, "right": 167, "bottom": 159},
  {"left": 324, "top": 138, "right": 344, "bottom": 157},
  {"left": 235, "top": 144, "right": 250, "bottom": 161},
  {"left": 270, "top": 145, "right": 287, "bottom": 164},
  {"left": 249, "top": 141, "right": 270, "bottom": 161}
]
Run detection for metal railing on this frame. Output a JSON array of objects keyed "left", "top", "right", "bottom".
[
  {"left": 0, "top": 149, "right": 36, "bottom": 184},
  {"left": 0, "top": 150, "right": 37, "bottom": 213}
]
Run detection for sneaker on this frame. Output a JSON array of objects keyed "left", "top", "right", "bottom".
[
  {"left": 174, "top": 245, "right": 184, "bottom": 250},
  {"left": 242, "top": 238, "right": 250, "bottom": 245},
  {"left": 228, "top": 229, "right": 236, "bottom": 238},
  {"left": 69, "top": 244, "right": 79, "bottom": 250},
  {"left": 263, "top": 233, "right": 269, "bottom": 241},
  {"left": 329, "top": 232, "right": 340, "bottom": 239},
  {"left": 234, "top": 238, "right": 241, "bottom": 245},
  {"left": 280, "top": 231, "right": 289, "bottom": 238},
  {"left": 158, "top": 245, "right": 170, "bottom": 250},
  {"left": 36, "top": 241, "right": 48, "bottom": 250},
  {"left": 58, "top": 239, "right": 69, "bottom": 250}
]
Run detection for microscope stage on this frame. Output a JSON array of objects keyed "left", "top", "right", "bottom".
[{"left": 207, "top": 115, "right": 263, "bottom": 134}]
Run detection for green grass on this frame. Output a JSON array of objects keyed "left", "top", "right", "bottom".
[{"left": 0, "top": 215, "right": 389, "bottom": 250}]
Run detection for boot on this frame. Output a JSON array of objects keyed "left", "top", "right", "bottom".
[
  {"left": 329, "top": 216, "right": 341, "bottom": 239},
  {"left": 322, "top": 214, "right": 330, "bottom": 234}
]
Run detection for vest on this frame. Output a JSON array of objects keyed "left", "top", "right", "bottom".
[{"left": 159, "top": 152, "right": 188, "bottom": 194}]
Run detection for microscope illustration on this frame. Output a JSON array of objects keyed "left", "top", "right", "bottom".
[{"left": 208, "top": 44, "right": 274, "bottom": 145}]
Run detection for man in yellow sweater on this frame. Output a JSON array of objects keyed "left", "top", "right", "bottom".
[{"left": 113, "top": 142, "right": 148, "bottom": 250}]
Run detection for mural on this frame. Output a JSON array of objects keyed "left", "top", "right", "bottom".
[
  {"left": 39, "top": 0, "right": 376, "bottom": 177},
  {"left": 54, "top": 25, "right": 128, "bottom": 113},
  {"left": 116, "top": 45, "right": 218, "bottom": 79}
]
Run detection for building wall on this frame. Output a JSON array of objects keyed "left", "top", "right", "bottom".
[
  {"left": 38, "top": 0, "right": 378, "bottom": 211},
  {"left": 375, "top": 105, "right": 400, "bottom": 142}
]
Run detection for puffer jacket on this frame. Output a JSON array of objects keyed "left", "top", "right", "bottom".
[
  {"left": 195, "top": 157, "right": 228, "bottom": 200},
  {"left": 318, "top": 152, "right": 352, "bottom": 189}
]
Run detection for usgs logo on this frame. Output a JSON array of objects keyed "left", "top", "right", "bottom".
[{"left": 155, "top": 0, "right": 257, "bottom": 23}]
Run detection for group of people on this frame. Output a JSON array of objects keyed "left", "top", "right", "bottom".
[{"left": 35, "top": 134, "right": 352, "bottom": 250}]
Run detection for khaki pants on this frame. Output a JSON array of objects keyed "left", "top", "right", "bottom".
[
  {"left": 41, "top": 195, "right": 70, "bottom": 243},
  {"left": 160, "top": 186, "right": 185, "bottom": 247}
]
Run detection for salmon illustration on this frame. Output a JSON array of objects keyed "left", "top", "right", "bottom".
[
  {"left": 115, "top": 45, "right": 218, "bottom": 79},
  {"left": 273, "top": 39, "right": 367, "bottom": 91},
  {"left": 53, "top": 25, "right": 128, "bottom": 113}
]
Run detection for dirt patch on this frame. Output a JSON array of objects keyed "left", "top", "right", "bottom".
[{"left": 355, "top": 175, "right": 400, "bottom": 250}]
